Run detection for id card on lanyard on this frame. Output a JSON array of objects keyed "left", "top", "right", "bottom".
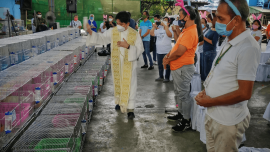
[{"left": 203, "top": 43, "right": 232, "bottom": 88}]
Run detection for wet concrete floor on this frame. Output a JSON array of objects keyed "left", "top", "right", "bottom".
[{"left": 83, "top": 53, "right": 270, "bottom": 152}]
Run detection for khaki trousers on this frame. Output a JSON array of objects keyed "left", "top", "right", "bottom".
[{"left": 205, "top": 113, "right": 251, "bottom": 152}]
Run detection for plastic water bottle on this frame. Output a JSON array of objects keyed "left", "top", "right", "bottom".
[
  {"left": 10, "top": 52, "right": 16, "bottom": 65},
  {"left": 85, "top": 47, "right": 88, "bottom": 55},
  {"left": 53, "top": 72, "right": 58, "bottom": 85},
  {"left": 47, "top": 41, "right": 51, "bottom": 51},
  {"left": 94, "top": 85, "right": 98, "bottom": 96},
  {"left": 35, "top": 87, "right": 41, "bottom": 104},
  {"left": 5, "top": 111, "right": 12, "bottom": 134},
  {"left": 32, "top": 46, "right": 38, "bottom": 57},
  {"left": 81, "top": 120, "right": 86, "bottom": 135},
  {"left": 69, "top": 34, "right": 73, "bottom": 41},
  {"left": 82, "top": 51, "right": 85, "bottom": 59},
  {"left": 99, "top": 77, "right": 103, "bottom": 86},
  {"left": 63, "top": 35, "right": 65, "bottom": 44},
  {"left": 105, "top": 69, "right": 108, "bottom": 77},
  {"left": 89, "top": 99, "right": 93, "bottom": 112},
  {"left": 56, "top": 38, "right": 59, "bottom": 47},
  {"left": 65, "top": 63, "right": 69, "bottom": 74},
  {"left": 75, "top": 32, "right": 78, "bottom": 38},
  {"left": 74, "top": 55, "right": 77, "bottom": 65}
]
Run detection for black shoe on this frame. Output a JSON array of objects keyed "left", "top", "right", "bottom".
[
  {"left": 155, "top": 77, "right": 164, "bottom": 81},
  {"left": 141, "top": 65, "right": 148, "bottom": 68},
  {"left": 98, "top": 50, "right": 108, "bottom": 56},
  {"left": 167, "top": 112, "right": 183, "bottom": 121},
  {"left": 127, "top": 112, "right": 135, "bottom": 119},
  {"left": 172, "top": 118, "right": 192, "bottom": 132},
  {"left": 115, "top": 104, "right": 120, "bottom": 110},
  {"left": 148, "top": 66, "right": 154, "bottom": 70}
]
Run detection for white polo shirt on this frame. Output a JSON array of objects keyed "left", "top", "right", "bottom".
[
  {"left": 100, "top": 22, "right": 107, "bottom": 33},
  {"left": 205, "top": 29, "right": 261, "bottom": 126}
]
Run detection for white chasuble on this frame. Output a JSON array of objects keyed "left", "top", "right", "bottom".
[{"left": 86, "top": 27, "right": 144, "bottom": 113}]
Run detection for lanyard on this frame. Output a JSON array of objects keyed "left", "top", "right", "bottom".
[{"left": 214, "top": 44, "right": 232, "bottom": 66}]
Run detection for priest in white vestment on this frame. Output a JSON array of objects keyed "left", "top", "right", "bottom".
[{"left": 86, "top": 11, "right": 144, "bottom": 119}]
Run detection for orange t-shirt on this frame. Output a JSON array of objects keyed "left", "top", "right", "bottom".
[
  {"left": 266, "top": 24, "right": 270, "bottom": 37},
  {"left": 169, "top": 24, "right": 198, "bottom": 71}
]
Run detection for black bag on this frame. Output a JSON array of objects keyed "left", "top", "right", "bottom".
[{"left": 36, "top": 24, "right": 49, "bottom": 32}]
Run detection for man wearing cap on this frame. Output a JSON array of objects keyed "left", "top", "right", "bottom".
[{"left": 195, "top": 0, "right": 260, "bottom": 151}]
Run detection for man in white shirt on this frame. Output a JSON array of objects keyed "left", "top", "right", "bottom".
[
  {"left": 195, "top": 0, "right": 261, "bottom": 151},
  {"left": 69, "top": 15, "right": 82, "bottom": 29}
]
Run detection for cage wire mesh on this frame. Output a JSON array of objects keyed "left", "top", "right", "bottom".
[{"left": 12, "top": 114, "right": 82, "bottom": 152}]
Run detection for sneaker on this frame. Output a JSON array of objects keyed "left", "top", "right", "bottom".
[
  {"left": 115, "top": 104, "right": 120, "bottom": 110},
  {"left": 172, "top": 118, "right": 192, "bottom": 132},
  {"left": 153, "top": 61, "right": 157, "bottom": 65},
  {"left": 141, "top": 65, "right": 148, "bottom": 68},
  {"left": 163, "top": 79, "right": 170, "bottom": 83},
  {"left": 167, "top": 112, "right": 183, "bottom": 121},
  {"left": 155, "top": 77, "right": 164, "bottom": 81},
  {"left": 127, "top": 112, "right": 135, "bottom": 119},
  {"left": 148, "top": 66, "right": 154, "bottom": 70}
]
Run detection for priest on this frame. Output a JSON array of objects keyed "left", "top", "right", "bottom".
[{"left": 86, "top": 11, "right": 144, "bottom": 119}]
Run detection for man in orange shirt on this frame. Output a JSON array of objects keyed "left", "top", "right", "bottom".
[
  {"left": 266, "top": 22, "right": 270, "bottom": 42},
  {"left": 164, "top": 6, "right": 200, "bottom": 132}
]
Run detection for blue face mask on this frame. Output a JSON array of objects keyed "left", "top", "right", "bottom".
[
  {"left": 215, "top": 17, "right": 235, "bottom": 37},
  {"left": 90, "top": 17, "right": 93, "bottom": 20},
  {"left": 202, "top": 24, "right": 205, "bottom": 29}
]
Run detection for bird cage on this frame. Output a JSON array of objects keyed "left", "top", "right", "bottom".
[{"left": 12, "top": 114, "right": 82, "bottom": 152}]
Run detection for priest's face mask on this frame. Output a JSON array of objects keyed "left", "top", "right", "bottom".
[{"left": 116, "top": 19, "right": 130, "bottom": 32}]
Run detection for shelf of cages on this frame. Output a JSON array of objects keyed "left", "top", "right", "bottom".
[
  {"left": 11, "top": 114, "right": 83, "bottom": 152},
  {"left": 0, "top": 91, "right": 34, "bottom": 149}
]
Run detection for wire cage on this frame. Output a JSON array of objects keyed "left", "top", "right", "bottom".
[
  {"left": 0, "top": 91, "right": 34, "bottom": 149},
  {"left": 56, "top": 82, "right": 92, "bottom": 105},
  {"left": 68, "top": 74, "right": 99, "bottom": 97},
  {"left": 41, "top": 95, "right": 87, "bottom": 118},
  {"left": 11, "top": 114, "right": 82, "bottom": 152}
]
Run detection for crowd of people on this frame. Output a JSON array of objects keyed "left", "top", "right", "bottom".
[{"left": 85, "top": 0, "right": 270, "bottom": 150}]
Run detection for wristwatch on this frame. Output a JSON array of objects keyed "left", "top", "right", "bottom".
[
  {"left": 142, "top": 36, "right": 144, "bottom": 39},
  {"left": 127, "top": 45, "right": 130, "bottom": 49}
]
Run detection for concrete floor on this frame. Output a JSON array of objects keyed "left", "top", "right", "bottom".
[{"left": 83, "top": 53, "right": 270, "bottom": 152}]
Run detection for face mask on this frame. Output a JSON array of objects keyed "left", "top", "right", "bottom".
[
  {"left": 202, "top": 24, "right": 205, "bottom": 29},
  {"left": 142, "top": 15, "right": 147, "bottom": 19},
  {"left": 215, "top": 17, "right": 236, "bottom": 37},
  {"left": 90, "top": 17, "right": 93, "bottom": 20},
  {"left": 117, "top": 25, "right": 126, "bottom": 32},
  {"left": 74, "top": 18, "right": 78, "bottom": 21},
  {"left": 252, "top": 25, "right": 259, "bottom": 30},
  {"left": 109, "top": 18, "right": 113, "bottom": 22},
  {"left": 37, "top": 15, "right": 42, "bottom": 18},
  {"left": 207, "top": 23, "right": 212, "bottom": 27},
  {"left": 179, "top": 16, "right": 186, "bottom": 27}
]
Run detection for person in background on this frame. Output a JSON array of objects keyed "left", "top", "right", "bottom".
[
  {"left": 251, "top": 20, "right": 262, "bottom": 48},
  {"left": 69, "top": 15, "right": 82, "bottom": 29},
  {"left": 104, "top": 15, "right": 116, "bottom": 53},
  {"left": 165, "top": 6, "right": 202, "bottom": 132},
  {"left": 88, "top": 14, "right": 97, "bottom": 32},
  {"left": 266, "top": 22, "right": 270, "bottom": 45},
  {"left": 99, "top": 17, "right": 107, "bottom": 52},
  {"left": 127, "top": 12, "right": 138, "bottom": 30},
  {"left": 33, "top": 11, "right": 46, "bottom": 27},
  {"left": 150, "top": 16, "right": 173, "bottom": 83},
  {"left": 31, "top": 13, "right": 36, "bottom": 33},
  {"left": 246, "top": 20, "right": 251, "bottom": 29},
  {"left": 201, "top": 13, "right": 219, "bottom": 81},
  {"left": 198, "top": 15, "right": 210, "bottom": 79},
  {"left": 195, "top": 0, "right": 260, "bottom": 150},
  {"left": 140, "top": 11, "right": 154, "bottom": 70},
  {"left": 150, "top": 14, "right": 162, "bottom": 65},
  {"left": 99, "top": 17, "right": 107, "bottom": 33},
  {"left": 207, "top": 14, "right": 213, "bottom": 28}
]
